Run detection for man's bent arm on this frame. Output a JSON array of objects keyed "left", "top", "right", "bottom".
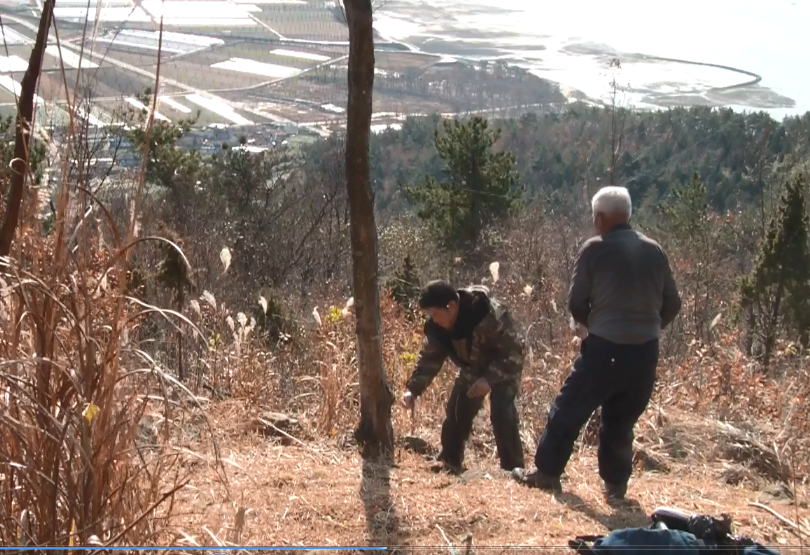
[
  {"left": 474, "top": 309, "right": 525, "bottom": 386},
  {"left": 568, "top": 242, "right": 593, "bottom": 326},
  {"left": 660, "top": 251, "right": 682, "bottom": 329},
  {"left": 406, "top": 332, "right": 447, "bottom": 397}
]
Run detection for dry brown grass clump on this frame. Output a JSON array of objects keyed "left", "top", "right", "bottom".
[
  {"left": 0, "top": 210, "right": 230, "bottom": 546},
  {"left": 0, "top": 87, "right": 226, "bottom": 546}
]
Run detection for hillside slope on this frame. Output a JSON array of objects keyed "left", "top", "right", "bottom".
[{"left": 172, "top": 403, "right": 809, "bottom": 551}]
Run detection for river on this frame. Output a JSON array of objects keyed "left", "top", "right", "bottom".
[{"left": 374, "top": 0, "right": 810, "bottom": 119}]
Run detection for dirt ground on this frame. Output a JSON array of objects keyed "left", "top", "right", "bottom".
[{"left": 171, "top": 403, "right": 810, "bottom": 552}]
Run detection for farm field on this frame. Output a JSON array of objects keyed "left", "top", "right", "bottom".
[{"left": 0, "top": 0, "right": 565, "bottom": 132}]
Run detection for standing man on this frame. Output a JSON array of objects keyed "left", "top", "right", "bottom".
[
  {"left": 514, "top": 186, "right": 681, "bottom": 500},
  {"left": 402, "top": 280, "right": 526, "bottom": 474}
]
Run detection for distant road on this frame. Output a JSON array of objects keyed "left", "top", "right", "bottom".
[
  {"left": 639, "top": 54, "right": 761, "bottom": 91},
  {"left": 208, "top": 53, "right": 350, "bottom": 95},
  {"left": 4, "top": 15, "right": 219, "bottom": 95},
  {"left": 0, "top": 12, "right": 446, "bottom": 123},
  {"left": 2, "top": 13, "right": 315, "bottom": 123}
]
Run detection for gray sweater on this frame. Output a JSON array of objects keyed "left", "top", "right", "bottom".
[{"left": 568, "top": 223, "right": 682, "bottom": 345}]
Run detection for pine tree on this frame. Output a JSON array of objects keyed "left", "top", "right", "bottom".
[
  {"left": 660, "top": 172, "right": 709, "bottom": 240},
  {"left": 659, "top": 172, "right": 718, "bottom": 342},
  {"left": 400, "top": 116, "right": 521, "bottom": 251},
  {"left": 156, "top": 223, "right": 196, "bottom": 381},
  {"left": 740, "top": 173, "right": 810, "bottom": 370},
  {"left": 386, "top": 254, "right": 420, "bottom": 313}
]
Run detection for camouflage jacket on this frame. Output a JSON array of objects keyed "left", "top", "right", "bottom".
[{"left": 406, "top": 285, "right": 525, "bottom": 397}]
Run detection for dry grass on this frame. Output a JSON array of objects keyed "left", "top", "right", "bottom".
[
  {"left": 156, "top": 286, "right": 810, "bottom": 549},
  {"left": 0, "top": 20, "right": 228, "bottom": 547},
  {"left": 170, "top": 402, "right": 810, "bottom": 550},
  {"left": 0, "top": 196, "right": 221, "bottom": 547},
  {"left": 3, "top": 9, "right": 810, "bottom": 551},
  {"left": 5, "top": 203, "right": 808, "bottom": 548}
]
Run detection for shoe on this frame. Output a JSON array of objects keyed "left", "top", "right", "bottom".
[
  {"left": 604, "top": 481, "right": 627, "bottom": 501},
  {"left": 429, "top": 455, "right": 464, "bottom": 475},
  {"left": 512, "top": 468, "right": 562, "bottom": 492},
  {"left": 500, "top": 458, "right": 526, "bottom": 472},
  {"left": 429, "top": 461, "right": 463, "bottom": 475}
]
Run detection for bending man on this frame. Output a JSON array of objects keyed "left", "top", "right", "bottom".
[
  {"left": 403, "top": 280, "right": 526, "bottom": 474},
  {"left": 514, "top": 186, "right": 681, "bottom": 500}
]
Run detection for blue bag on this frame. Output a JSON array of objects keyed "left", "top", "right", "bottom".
[{"left": 569, "top": 526, "right": 782, "bottom": 555}]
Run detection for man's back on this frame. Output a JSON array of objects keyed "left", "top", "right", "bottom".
[{"left": 568, "top": 224, "right": 681, "bottom": 345}]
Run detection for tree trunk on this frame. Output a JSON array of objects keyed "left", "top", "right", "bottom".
[
  {"left": 763, "top": 274, "right": 786, "bottom": 372},
  {"left": 177, "top": 289, "right": 185, "bottom": 382},
  {"left": 0, "top": 0, "right": 54, "bottom": 256},
  {"left": 343, "top": 0, "right": 394, "bottom": 460}
]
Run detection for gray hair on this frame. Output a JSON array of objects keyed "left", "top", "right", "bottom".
[{"left": 592, "top": 186, "right": 632, "bottom": 219}]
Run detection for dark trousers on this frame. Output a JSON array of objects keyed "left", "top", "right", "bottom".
[
  {"left": 534, "top": 334, "right": 658, "bottom": 485},
  {"left": 438, "top": 376, "right": 525, "bottom": 471}
]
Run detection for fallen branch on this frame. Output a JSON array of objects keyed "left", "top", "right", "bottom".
[
  {"left": 435, "top": 524, "right": 458, "bottom": 555},
  {"left": 105, "top": 479, "right": 190, "bottom": 546},
  {"left": 255, "top": 417, "right": 332, "bottom": 463},
  {"left": 748, "top": 502, "right": 810, "bottom": 538}
]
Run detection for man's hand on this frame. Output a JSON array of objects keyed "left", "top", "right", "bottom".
[
  {"left": 402, "top": 391, "right": 415, "bottom": 409},
  {"left": 467, "top": 377, "right": 491, "bottom": 398}
]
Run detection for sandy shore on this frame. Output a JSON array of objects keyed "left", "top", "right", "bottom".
[{"left": 374, "top": 0, "right": 804, "bottom": 118}]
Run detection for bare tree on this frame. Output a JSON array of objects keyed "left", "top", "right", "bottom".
[
  {"left": 0, "top": 0, "right": 54, "bottom": 255},
  {"left": 607, "top": 58, "right": 627, "bottom": 186},
  {"left": 343, "top": 0, "right": 394, "bottom": 459}
]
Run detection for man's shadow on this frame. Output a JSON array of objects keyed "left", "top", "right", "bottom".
[
  {"left": 557, "top": 491, "right": 651, "bottom": 532},
  {"left": 361, "top": 457, "right": 404, "bottom": 550}
]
